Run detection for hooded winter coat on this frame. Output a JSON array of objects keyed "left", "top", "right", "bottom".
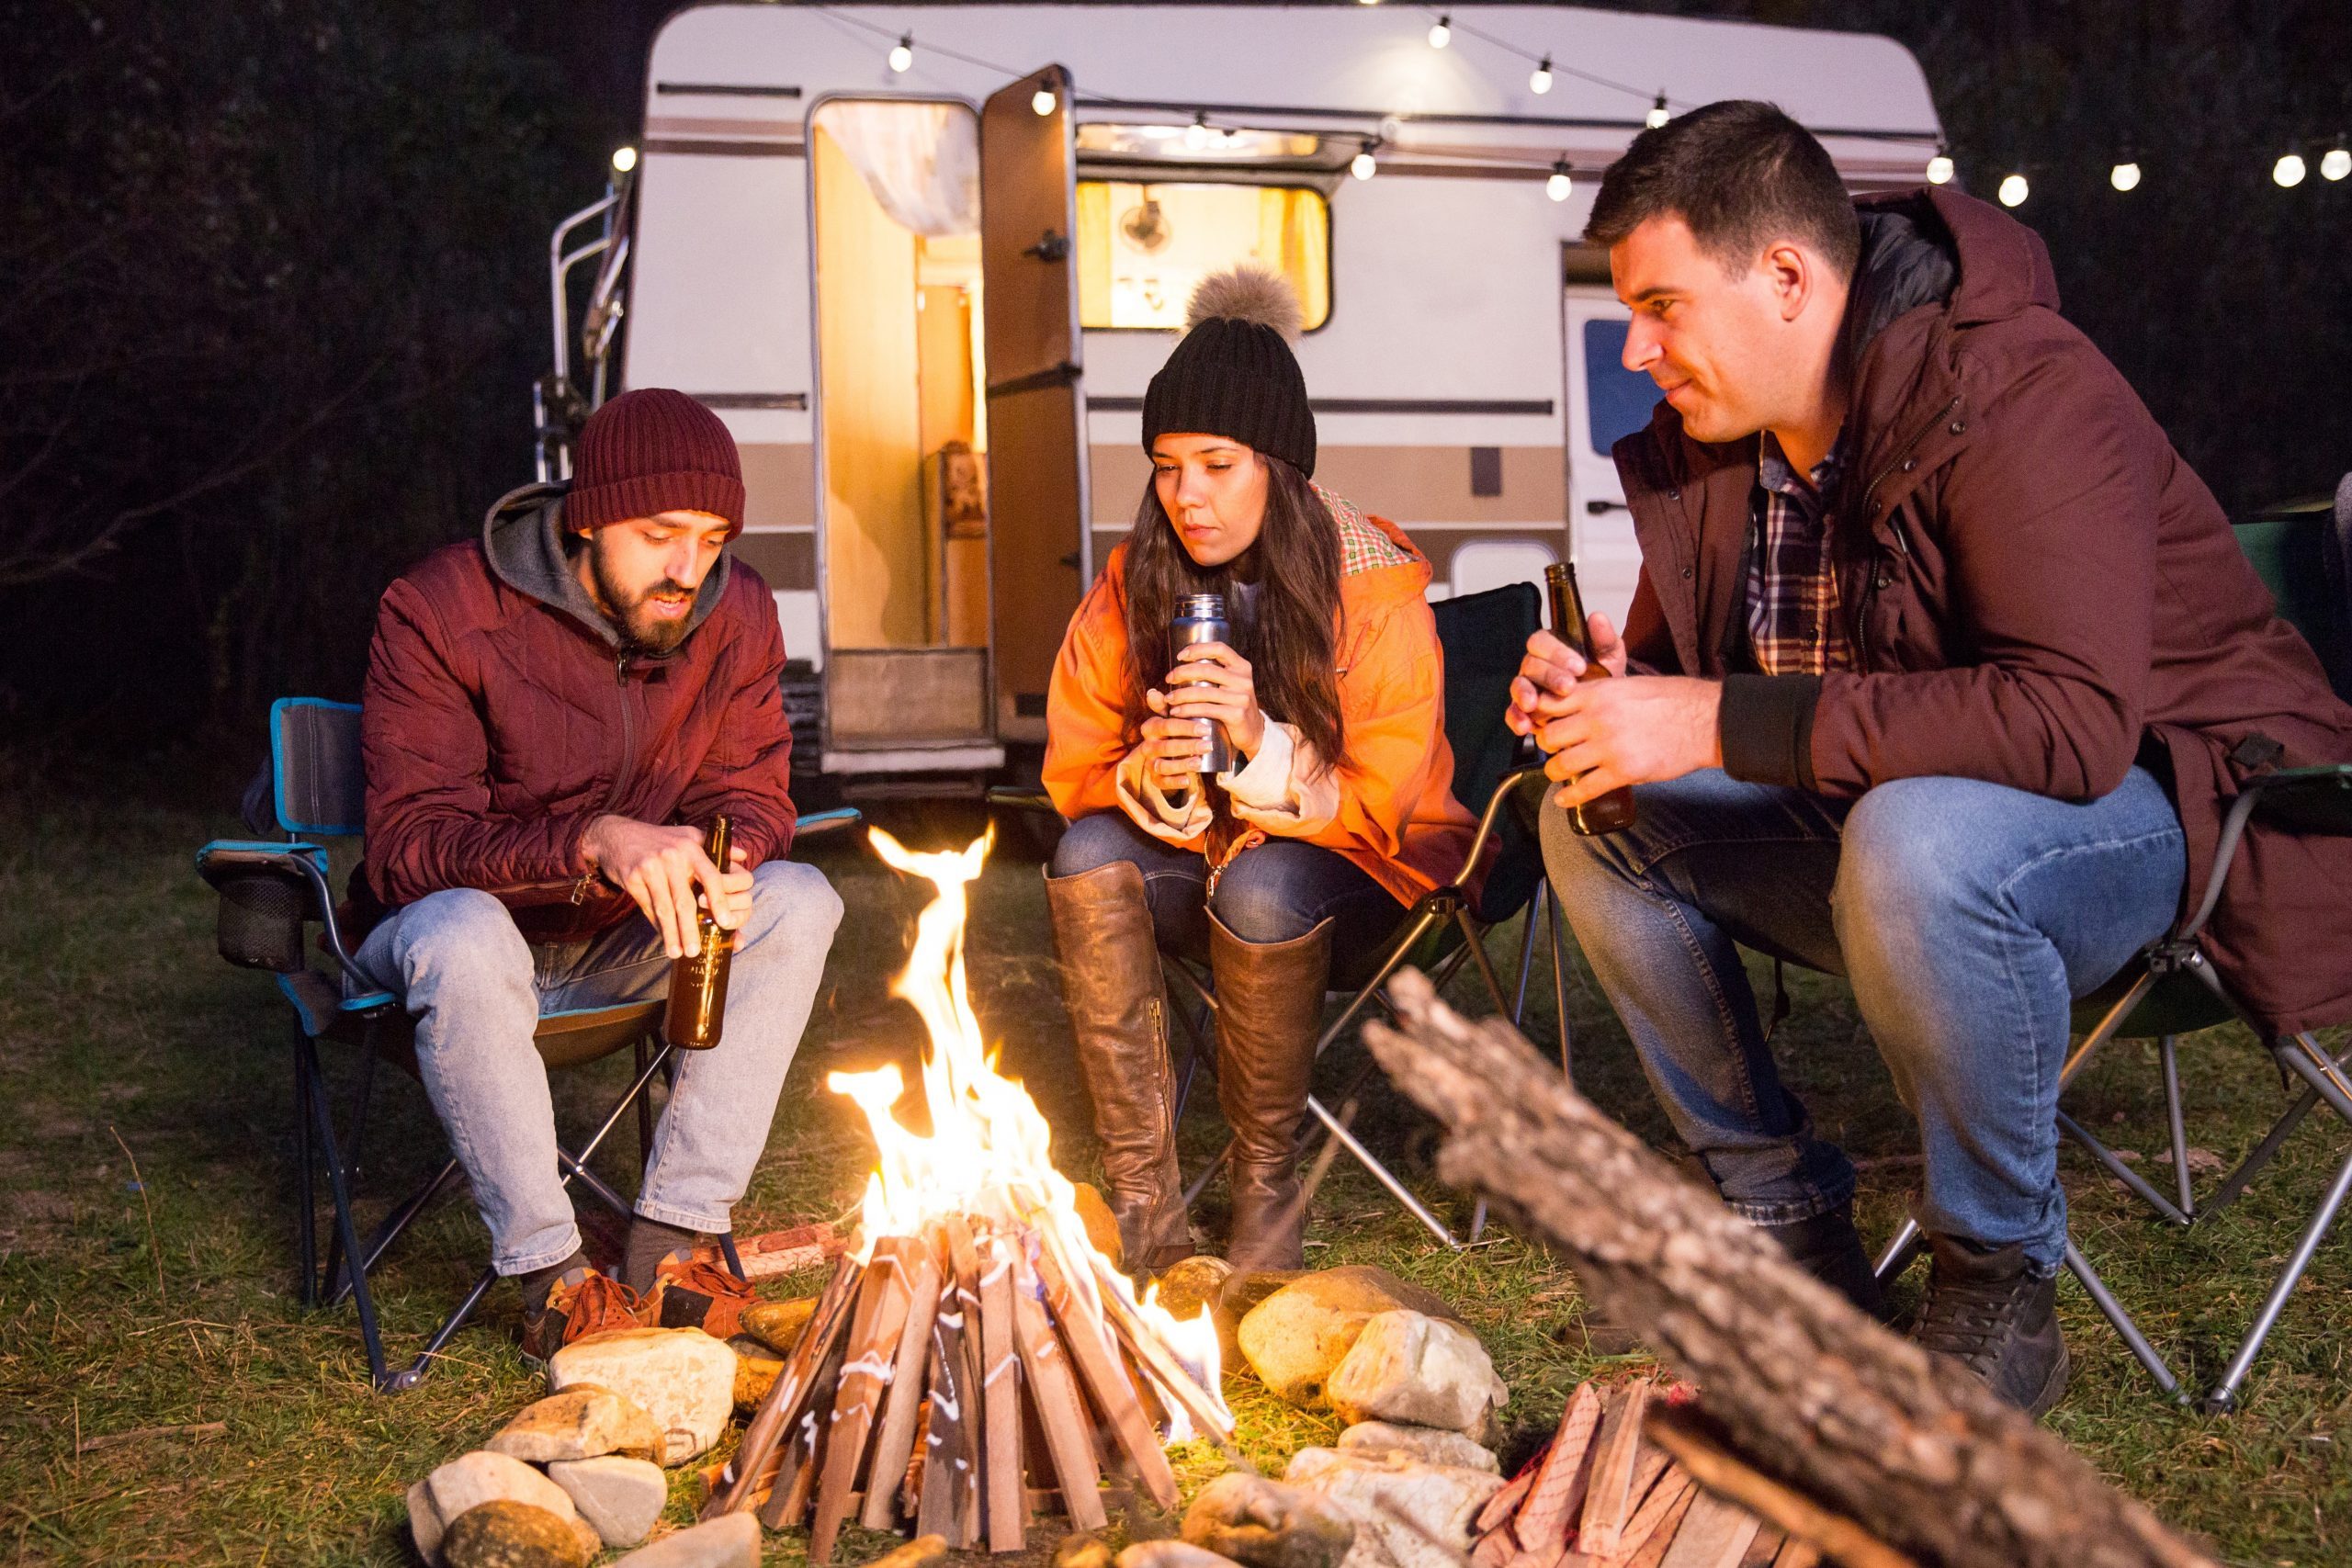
[
  {"left": 1044, "top": 494, "right": 1479, "bottom": 907},
  {"left": 1616, "top": 186, "right": 2352, "bottom": 1036},
  {"left": 357, "top": 482, "right": 797, "bottom": 944}
]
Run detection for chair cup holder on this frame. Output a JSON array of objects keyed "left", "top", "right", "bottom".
[{"left": 215, "top": 872, "right": 307, "bottom": 972}]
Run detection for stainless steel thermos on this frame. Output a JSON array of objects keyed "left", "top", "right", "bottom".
[{"left": 1170, "top": 592, "right": 1236, "bottom": 774}]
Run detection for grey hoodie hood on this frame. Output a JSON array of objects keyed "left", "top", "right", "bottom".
[{"left": 479, "top": 480, "right": 731, "bottom": 651}]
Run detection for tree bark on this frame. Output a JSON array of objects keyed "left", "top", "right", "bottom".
[{"left": 1362, "top": 970, "right": 2213, "bottom": 1568}]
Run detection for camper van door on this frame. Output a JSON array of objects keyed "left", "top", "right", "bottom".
[
  {"left": 978, "top": 63, "right": 1091, "bottom": 743},
  {"left": 1564, "top": 288, "right": 1654, "bottom": 633}
]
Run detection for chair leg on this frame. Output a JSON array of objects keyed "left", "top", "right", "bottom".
[
  {"left": 1872, "top": 1217, "right": 1924, "bottom": 1284},
  {"left": 719, "top": 1231, "right": 748, "bottom": 1282},
  {"left": 320, "top": 1032, "right": 381, "bottom": 1305},
  {"left": 327, "top": 1158, "right": 460, "bottom": 1310},
  {"left": 2056, "top": 1110, "right": 2191, "bottom": 1226},
  {"left": 1512, "top": 889, "right": 1543, "bottom": 1026},
  {"left": 2199, "top": 1143, "right": 2352, "bottom": 1415},
  {"left": 2063, "top": 1240, "right": 2183, "bottom": 1401},
  {"left": 389, "top": 1265, "right": 499, "bottom": 1394},
  {"left": 292, "top": 1026, "right": 319, "bottom": 1307},
  {"left": 2159, "top": 1035, "right": 2193, "bottom": 1219},
  {"left": 1547, "top": 885, "right": 1575, "bottom": 1087},
  {"left": 634, "top": 1033, "right": 656, "bottom": 1167},
  {"left": 1454, "top": 911, "right": 1511, "bottom": 1020},
  {"left": 297, "top": 1032, "right": 390, "bottom": 1390},
  {"left": 1304, "top": 1092, "right": 1464, "bottom": 1250}
]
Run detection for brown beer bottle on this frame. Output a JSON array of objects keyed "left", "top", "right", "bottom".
[
  {"left": 1544, "top": 563, "right": 1639, "bottom": 836},
  {"left": 664, "top": 816, "right": 735, "bottom": 1050}
]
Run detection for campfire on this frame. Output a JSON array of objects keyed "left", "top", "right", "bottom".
[{"left": 704, "top": 829, "right": 1231, "bottom": 1558}]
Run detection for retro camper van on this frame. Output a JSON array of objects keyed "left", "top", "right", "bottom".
[{"left": 545, "top": 3, "right": 1944, "bottom": 792}]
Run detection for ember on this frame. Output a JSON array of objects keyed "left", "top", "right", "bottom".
[{"left": 705, "top": 829, "right": 1232, "bottom": 1557}]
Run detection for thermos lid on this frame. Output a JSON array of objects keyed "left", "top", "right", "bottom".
[{"left": 1174, "top": 592, "right": 1227, "bottom": 618}]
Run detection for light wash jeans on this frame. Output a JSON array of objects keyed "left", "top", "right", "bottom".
[
  {"left": 355, "top": 860, "right": 843, "bottom": 1274},
  {"left": 1542, "top": 767, "right": 2186, "bottom": 1269}
]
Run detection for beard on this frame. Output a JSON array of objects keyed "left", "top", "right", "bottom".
[{"left": 586, "top": 536, "right": 696, "bottom": 654}]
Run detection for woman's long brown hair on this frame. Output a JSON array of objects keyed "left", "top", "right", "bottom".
[{"left": 1119, "top": 453, "right": 1349, "bottom": 771}]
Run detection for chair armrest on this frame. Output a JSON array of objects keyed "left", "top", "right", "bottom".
[
  {"left": 985, "top": 788, "right": 1058, "bottom": 817},
  {"left": 2246, "top": 763, "right": 2352, "bottom": 835},
  {"left": 195, "top": 840, "right": 370, "bottom": 986},
  {"left": 1442, "top": 763, "right": 1551, "bottom": 893},
  {"left": 794, "top": 807, "right": 863, "bottom": 839}
]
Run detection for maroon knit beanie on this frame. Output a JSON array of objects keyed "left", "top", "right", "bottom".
[{"left": 566, "top": 388, "right": 745, "bottom": 536}]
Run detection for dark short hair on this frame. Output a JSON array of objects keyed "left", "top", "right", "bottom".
[{"left": 1586, "top": 100, "right": 1860, "bottom": 279}]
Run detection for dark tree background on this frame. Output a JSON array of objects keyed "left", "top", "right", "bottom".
[{"left": 4, "top": 0, "right": 2346, "bottom": 787}]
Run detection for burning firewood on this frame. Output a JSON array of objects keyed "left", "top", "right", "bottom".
[{"left": 706, "top": 830, "right": 1230, "bottom": 1558}]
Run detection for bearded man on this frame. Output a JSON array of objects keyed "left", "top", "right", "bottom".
[{"left": 355, "top": 388, "right": 842, "bottom": 1359}]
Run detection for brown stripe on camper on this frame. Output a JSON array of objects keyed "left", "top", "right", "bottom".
[{"left": 736, "top": 443, "right": 818, "bottom": 530}]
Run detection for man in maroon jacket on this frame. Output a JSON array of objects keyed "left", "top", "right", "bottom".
[
  {"left": 1511, "top": 103, "right": 2352, "bottom": 1415},
  {"left": 356, "top": 389, "right": 842, "bottom": 1357}
]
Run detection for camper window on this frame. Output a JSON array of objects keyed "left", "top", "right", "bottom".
[
  {"left": 1580, "top": 318, "right": 1657, "bottom": 457},
  {"left": 1075, "top": 181, "right": 1329, "bottom": 331}
]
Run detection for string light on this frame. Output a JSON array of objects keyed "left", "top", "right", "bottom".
[
  {"left": 1032, "top": 85, "right": 1057, "bottom": 117},
  {"left": 2274, "top": 152, "right": 2307, "bottom": 187},
  {"left": 1185, "top": 113, "right": 1211, "bottom": 151},
  {"left": 1545, "top": 160, "right": 1573, "bottom": 201},
  {"left": 1926, "top": 150, "right": 1954, "bottom": 185},
  {"left": 1351, "top": 141, "right": 1378, "bottom": 180},
  {"left": 2324, "top": 146, "right": 2351, "bottom": 182},
  {"left": 888, "top": 34, "right": 912, "bottom": 73},
  {"left": 2109, "top": 160, "right": 2141, "bottom": 192},
  {"left": 1428, "top": 14, "right": 1451, "bottom": 49},
  {"left": 1529, "top": 55, "right": 1553, "bottom": 95},
  {"left": 1645, "top": 93, "right": 1670, "bottom": 130},
  {"left": 610, "top": 145, "right": 638, "bottom": 175},
  {"left": 1997, "top": 172, "right": 2030, "bottom": 207}
]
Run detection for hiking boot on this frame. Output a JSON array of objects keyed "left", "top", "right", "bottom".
[
  {"left": 644, "top": 1250, "right": 758, "bottom": 1339},
  {"left": 1760, "top": 1202, "right": 1888, "bottom": 1320},
  {"left": 520, "top": 1265, "right": 643, "bottom": 1365},
  {"left": 1910, "top": 1233, "right": 2069, "bottom": 1416}
]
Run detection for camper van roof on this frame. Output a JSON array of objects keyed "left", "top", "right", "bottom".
[{"left": 646, "top": 4, "right": 1942, "bottom": 181}]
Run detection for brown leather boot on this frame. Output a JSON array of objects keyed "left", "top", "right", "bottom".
[
  {"left": 1046, "top": 862, "right": 1193, "bottom": 1274},
  {"left": 1208, "top": 912, "right": 1332, "bottom": 1270}
]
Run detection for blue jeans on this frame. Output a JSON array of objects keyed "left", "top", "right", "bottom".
[
  {"left": 354, "top": 860, "right": 844, "bottom": 1274},
  {"left": 1542, "top": 767, "right": 2187, "bottom": 1269},
  {"left": 1051, "top": 812, "right": 1404, "bottom": 964}
]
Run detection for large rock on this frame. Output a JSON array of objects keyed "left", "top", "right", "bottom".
[
  {"left": 1182, "top": 1469, "right": 1357, "bottom": 1568},
  {"left": 729, "top": 1337, "right": 783, "bottom": 1414},
  {"left": 1336, "top": 1422, "right": 1498, "bottom": 1474},
  {"left": 439, "top": 1499, "right": 595, "bottom": 1568},
  {"left": 547, "top": 1454, "right": 667, "bottom": 1548},
  {"left": 487, "top": 1384, "right": 663, "bottom": 1464},
  {"left": 1326, "top": 1313, "right": 1507, "bottom": 1437},
  {"left": 1236, "top": 1268, "right": 1460, "bottom": 1408},
  {"left": 740, "top": 1296, "right": 817, "bottom": 1358},
  {"left": 548, "top": 1327, "right": 739, "bottom": 1465},
  {"left": 1283, "top": 1449, "right": 1502, "bottom": 1568},
  {"left": 1055, "top": 1534, "right": 1115, "bottom": 1568},
  {"left": 609, "top": 1511, "right": 762, "bottom": 1567},
  {"left": 1118, "top": 1543, "right": 1244, "bottom": 1568},
  {"left": 410, "top": 1451, "right": 583, "bottom": 1566},
  {"left": 1154, "top": 1256, "right": 1238, "bottom": 1366}
]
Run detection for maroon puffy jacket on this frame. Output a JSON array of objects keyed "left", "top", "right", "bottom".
[{"left": 358, "top": 482, "right": 797, "bottom": 943}]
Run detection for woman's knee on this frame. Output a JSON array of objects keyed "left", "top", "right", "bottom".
[
  {"left": 1209, "top": 851, "right": 1327, "bottom": 944},
  {"left": 1050, "top": 812, "right": 1151, "bottom": 880}
]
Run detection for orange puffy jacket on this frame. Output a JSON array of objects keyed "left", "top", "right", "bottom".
[{"left": 1044, "top": 493, "right": 1479, "bottom": 907}]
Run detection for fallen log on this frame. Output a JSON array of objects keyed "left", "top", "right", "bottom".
[{"left": 1361, "top": 970, "right": 2214, "bottom": 1568}]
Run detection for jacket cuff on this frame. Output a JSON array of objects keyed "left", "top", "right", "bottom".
[{"left": 1718, "top": 673, "right": 1822, "bottom": 790}]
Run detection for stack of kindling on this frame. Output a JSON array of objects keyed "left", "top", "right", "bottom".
[
  {"left": 698, "top": 1218, "right": 1229, "bottom": 1562},
  {"left": 1472, "top": 1379, "right": 1812, "bottom": 1568}
]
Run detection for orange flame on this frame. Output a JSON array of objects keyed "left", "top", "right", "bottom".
[{"left": 830, "top": 827, "right": 1230, "bottom": 1442}]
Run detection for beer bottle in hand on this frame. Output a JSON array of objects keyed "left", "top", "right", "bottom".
[
  {"left": 664, "top": 816, "right": 736, "bottom": 1049},
  {"left": 1544, "top": 563, "right": 1639, "bottom": 836}
]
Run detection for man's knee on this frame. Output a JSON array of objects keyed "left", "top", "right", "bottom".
[
  {"left": 1049, "top": 811, "right": 1146, "bottom": 880},
  {"left": 1835, "top": 778, "right": 2000, "bottom": 931},
  {"left": 392, "top": 887, "right": 531, "bottom": 988},
  {"left": 743, "top": 858, "right": 844, "bottom": 949}
]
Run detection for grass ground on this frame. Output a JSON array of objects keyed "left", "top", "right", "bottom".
[{"left": 0, "top": 786, "right": 2346, "bottom": 1566}]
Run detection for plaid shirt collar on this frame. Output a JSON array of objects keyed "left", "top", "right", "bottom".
[{"left": 1746, "top": 428, "right": 1857, "bottom": 677}]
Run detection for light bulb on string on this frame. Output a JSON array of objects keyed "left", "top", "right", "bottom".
[
  {"left": 2109, "top": 161, "right": 2141, "bottom": 192},
  {"left": 1545, "top": 160, "right": 1573, "bottom": 202},
  {"left": 888, "top": 35, "right": 912, "bottom": 73},
  {"left": 610, "top": 145, "right": 638, "bottom": 175},
  {"left": 2323, "top": 146, "right": 2351, "bottom": 182},
  {"left": 1032, "top": 86, "right": 1057, "bottom": 117},
  {"left": 1646, "top": 93, "right": 1670, "bottom": 130},
  {"left": 1925, "top": 150, "right": 1954, "bottom": 185},
  {"left": 1530, "top": 56, "right": 1554, "bottom": 95},
  {"left": 2274, "top": 152, "right": 2307, "bottom": 187},
  {"left": 1428, "top": 15, "right": 1451, "bottom": 48},
  {"left": 1185, "top": 114, "right": 1211, "bottom": 151},
  {"left": 1351, "top": 142, "right": 1377, "bottom": 180},
  {"left": 1996, "top": 172, "right": 2029, "bottom": 207}
]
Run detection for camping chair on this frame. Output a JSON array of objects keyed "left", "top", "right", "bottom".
[
  {"left": 197, "top": 697, "right": 859, "bottom": 1392},
  {"left": 1874, "top": 483, "right": 2352, "bottom": 1413},
  {"left": 994, "top": 581, "right": 1573, "bottom": 1251}
]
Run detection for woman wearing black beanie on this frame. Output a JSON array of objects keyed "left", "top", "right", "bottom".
[{"left": 1041, "top": 267, "right": 1481, "bottom": 1273}]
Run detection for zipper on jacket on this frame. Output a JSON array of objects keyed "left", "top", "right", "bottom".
[
  {"left": 605, "top": 652, "right": 640, "bottom": 814},
  {"left": 1850, "top": 394, "right": 1962, "bottom": 660}
]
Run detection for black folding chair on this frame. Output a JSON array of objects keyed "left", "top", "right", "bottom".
[
  {"left": 998, "top": 581, "right": 1573, "bottom": 1250},
  {"left": 1875, "top": 487, "right": 2352, "bottom": 1412},
  {"left": 198, "top": 697, "right": 858, "bottom": 1391}
]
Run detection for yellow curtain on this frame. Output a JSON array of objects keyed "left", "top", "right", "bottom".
[
  {"left": 1255, "top": 188, "right": 1329, "bottom": 330},
  {"left": 1075, "top": 180, "right": 1114, "bottom": 328}
]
